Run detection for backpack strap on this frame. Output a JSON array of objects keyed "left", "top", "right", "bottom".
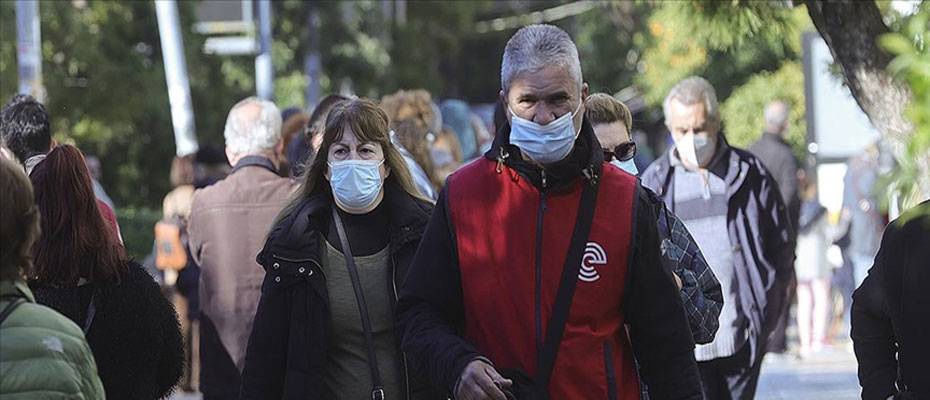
[
  {"left": 534, "top": 176, "right": 600, "bottom": 398},
  {"left": 0, "top": 295, "right": 27, "bottom": 326}
]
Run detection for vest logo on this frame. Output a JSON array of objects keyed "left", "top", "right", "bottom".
[{"left": 579, "top": 242, "right": 606, "bottom": 282}]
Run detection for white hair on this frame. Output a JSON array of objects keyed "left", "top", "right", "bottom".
[
  {"left": 663, "top": 76, "right": 720, "bottom": 125},
  {"left": 763, "top": 100, "right": 790, "bottom": 132},
  {"left": 223, "top": 97, "right": 282, "bottom": 155},
  {"left": 501, "top": 24, "right": 582, "bottom": 94}
]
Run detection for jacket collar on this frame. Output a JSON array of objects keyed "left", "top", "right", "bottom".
[
  {"left": 761, "top": 131, "right": 791, "bottom": 147},
  {"left": 24, "top": 154, "right": 47, "bottom": 176},
  {"left": 484, "top": 117, "right": 603, "bottom": 192},
  {"left": 231, "top": 155, "right": 279, "bottom": 176},
  {"left": 265, "top": 180, "right": 431, "bottom": 264},
  {"left": 1, "top": 280, "right": 36, "bottom": 302}
]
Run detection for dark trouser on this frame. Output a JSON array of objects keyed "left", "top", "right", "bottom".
[
  {"left": 200, "top": 315, "right": 241, "bottom": 400},
  {"left": 766, "top": 274, "right": 796, "bottom": 353},
  {"left": 697, "top": 343, "right": 764, "bottom": 400}
]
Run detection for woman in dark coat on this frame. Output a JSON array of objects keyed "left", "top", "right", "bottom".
[
  {"left": 239, "top": 99, "right": 437, "bottom": 399},
  {"left": 28, "top": 145, "right": 184, "bottom": 400}
]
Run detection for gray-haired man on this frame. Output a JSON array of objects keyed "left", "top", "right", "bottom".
[
  {"left": 398, "top": 25, "right": 702, "bottom": 400},
  {"left": 188, "top": 97, "right": 298, "bottom": 399},
  {"left": 641, "top": 77, "right": 794, "bottom": 399},
  {"left": 748, "top": 100, "right": 801, "bottom": 354}
]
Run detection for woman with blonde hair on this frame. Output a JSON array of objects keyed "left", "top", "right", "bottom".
[
  {"left": 380, "top": 89, "right": 440, "bottom": 199},
  {"left": 240, "top": 98, "right": 437, "bottom": 399}
]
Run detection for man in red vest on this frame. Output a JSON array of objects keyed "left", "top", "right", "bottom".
[{"left": 397, "top": 24, "right": 702, "bottom": 400}]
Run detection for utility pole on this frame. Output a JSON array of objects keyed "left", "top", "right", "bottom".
[
  {"left": 304, "top": 1, "right": 321, "bottom": 108},
  {"left": 155, "top": 0, "right": 199, "bottom": 156},
  {"left": 395, "top": 0, "right": 406, "bottom": 26},
  {"left": 15, "top": 0, "right": 44, "bottom": 102},
  {"left": 255, "top": 0, "right": 273, "bottom": 100}
]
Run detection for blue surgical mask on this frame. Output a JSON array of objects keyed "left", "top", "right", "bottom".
[
  {"left": 610, "top": 158, "right": 638, "bottom": 176},
  {"left": 508, "top": 101, "right": 582, "bottom": 165},
  {"left": 328, "top": 159, "right": 384, "bottom": 212}
]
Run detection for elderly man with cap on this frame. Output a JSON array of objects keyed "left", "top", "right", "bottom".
[{"left": 397, "top": 25, "right": 702, "bottom": 400}]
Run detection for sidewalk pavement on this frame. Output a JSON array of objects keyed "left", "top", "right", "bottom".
[
  {"left": 171, "top": 343, "right": 861, "bottom": 400},
  {"left": 756, "top": 340, "right": 859, "bottom": 400}
]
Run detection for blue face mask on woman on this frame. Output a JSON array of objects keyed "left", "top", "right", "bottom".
[
  {"left": 508, "top": 101, "right": 582, "bottom": 165},
  {"left": 328, "top": 159, "right": 384, "bottom": 212},
  {"left": 610, "top": 158, "right": 638, "bottom": 175}
]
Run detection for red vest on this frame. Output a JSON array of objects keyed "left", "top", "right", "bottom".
[{"left": 447, "top": 158, "right": 640, "bottom": 399}]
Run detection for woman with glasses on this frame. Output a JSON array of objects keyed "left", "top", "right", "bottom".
[{"left": 585, "top": 93, "right": 724, "bottom": 350}]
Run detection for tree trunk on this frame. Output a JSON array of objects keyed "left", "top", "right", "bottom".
[
  {"left": 804, "top": 0, "right": 928, "bottom": 201},
  {"left": 804, "top": 0, "right": 911, "bottom": 138}
]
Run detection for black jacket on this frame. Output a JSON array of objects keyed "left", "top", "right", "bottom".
[
  {"left": 852, "top": 201, "right": 930, "bottom": 400},
  {"left": 239, "top": 182, "right": 436, "bottom": 399},
  {"left": 641, "top": 135, "right": 795, "bottom": 361},
  {"left": 32, "top": 261, "right": 184, "bottom": 400},
  {"left": 396, "top": 119, "right": 702, "bottom": 399}
]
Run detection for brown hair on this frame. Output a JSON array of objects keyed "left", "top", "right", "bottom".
[
  {"left": 431, "top": 127, "right": 464, "bottom": 183},
  {"left": 584, "top": 93, "right": 633, "bottom": 132},
  {"left": 281, "top": 112, "right": 310, "bottom": 151},
  {"left": 392, "top": 118, "right": 438, "bottom": 188},
  {"left": 29, "top": 145, "right": 127, "bottom": 286},
  {"left": 380, "top": 89, "right": 437, "bottom": 133},
  {"left": 275, "top": 99, "right": 430, "bottom": 226},
  {"left": 307, "top": 94, "right": 351, "bottom": 139},
  {"left": 437, "top": 127, "right": 464, "bottom": 164},
  {"left": 0, "top": 157, "right": 40, "bottom": 281}
]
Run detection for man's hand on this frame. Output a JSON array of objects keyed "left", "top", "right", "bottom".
[{"left": 455, "top": 360, "right": 513, "bottom": 400}]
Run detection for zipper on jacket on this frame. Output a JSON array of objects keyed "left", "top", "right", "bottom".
[
  {"left": 390, "top": 256, "right": 412, "bottom": 400},
  {"left": 541, "top": 169, "right": 548, "bottom": 189},
  {"left": 534, "top": 192, "right": 548, "bottom": 355},
  {"left": 603, "top": 341, "right": 618, "bottom": 400}
]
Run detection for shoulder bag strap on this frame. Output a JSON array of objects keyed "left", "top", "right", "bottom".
[
  {"left": 332, "top": 208, "right": 385, "bottom": 400},
  {"left": 83, "top": 288, "right": 98, "bottom": 334},
  {"left": 534, "top": 178, "right": 601, "bottom": 398},
  {"left": 0, "top": 296, "right": 27, "bottom": 326}
]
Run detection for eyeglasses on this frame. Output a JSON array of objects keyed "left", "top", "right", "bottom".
[{"left": 603, "top": 141, "right": 637, "bottom": 162}]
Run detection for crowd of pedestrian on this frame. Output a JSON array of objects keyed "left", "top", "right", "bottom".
[{"left": 1, "top": 22, "right": 927, "bottom": 400}]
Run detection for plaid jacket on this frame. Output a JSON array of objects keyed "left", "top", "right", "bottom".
[{"left": 646, "top": 187, "right": 723, "bottom": 344}]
